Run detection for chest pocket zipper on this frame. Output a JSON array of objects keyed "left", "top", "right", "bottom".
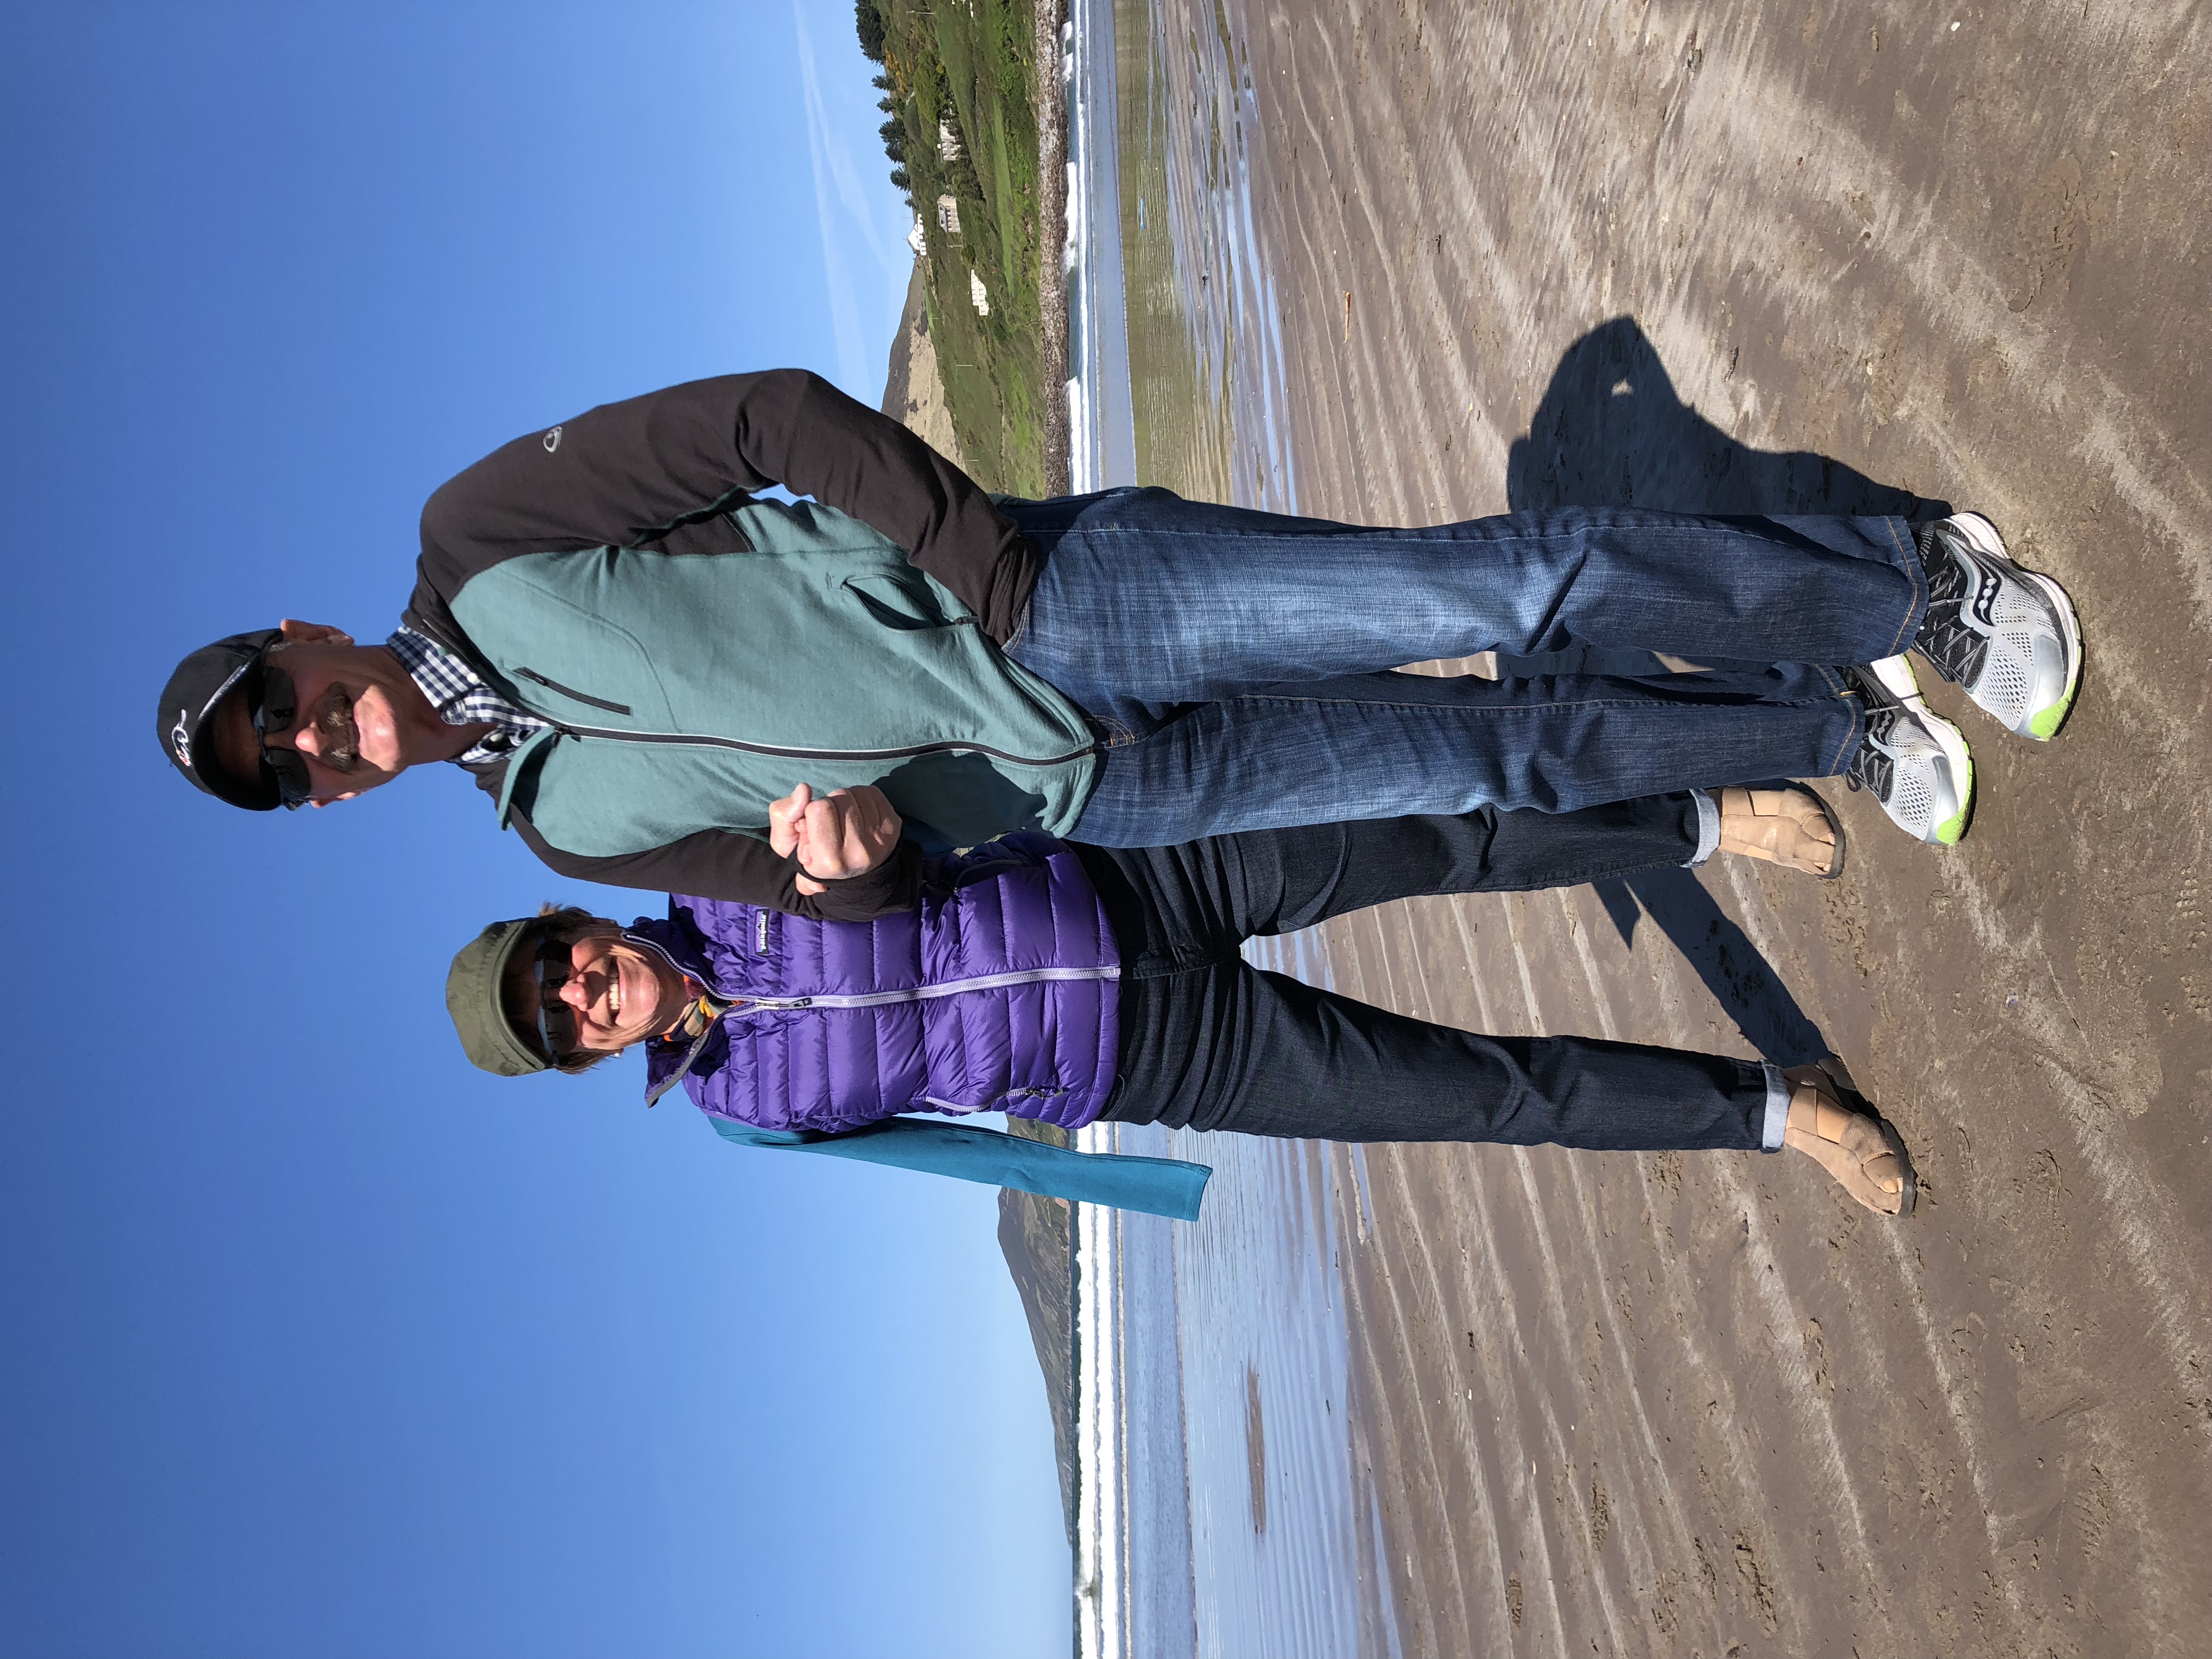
[
  {"left": 515, "top": 667, "right": 633, "bottom": 716},
  {"left": 843, "top": 574, "right": 980, "bottom": 633}
]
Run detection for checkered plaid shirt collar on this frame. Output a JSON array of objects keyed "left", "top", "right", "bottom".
[{"left": 386, "top": 625, "right": 548, "bottom": 768}]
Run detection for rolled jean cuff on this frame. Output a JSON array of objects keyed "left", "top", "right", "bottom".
[
  {"left": 1758, "top": 1062, "right": 1790, "bottom": 1151},
  {"left": 1686, "top": 789, "right": 1720, "bottom": 866}
]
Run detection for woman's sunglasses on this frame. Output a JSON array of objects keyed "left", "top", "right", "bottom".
[{"left": 529, "top": 934, "right": 580, "bottom": 1061}]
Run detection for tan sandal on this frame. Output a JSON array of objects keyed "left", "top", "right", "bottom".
[
  {"left": 1781, "top": 1063, "right": 1916, "bottom": 1216},
  {"left": 1717, "top": 786, "right": 1846, "bottom": 879}
]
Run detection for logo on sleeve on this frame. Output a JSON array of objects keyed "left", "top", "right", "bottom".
[
  {"left": 543, "top": 426, "right": 563, "bottom": 453},
  {"left": 171, "top": 709, "right": 193, "bottom": 767}
]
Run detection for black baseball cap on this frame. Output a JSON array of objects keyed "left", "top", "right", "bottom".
[{"left": 157, "top": 628, "right": 285, "bottom": 811}]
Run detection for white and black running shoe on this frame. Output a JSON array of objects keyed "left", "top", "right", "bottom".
[
  {"left": 1911, "top": 514, "right": 2082, "bottom": 740},
  {"left": 1844, "top": 659, "right": 1974, "bottom": 846}
]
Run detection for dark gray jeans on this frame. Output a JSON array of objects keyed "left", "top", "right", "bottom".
[{"left": 1087, "top": 799, "right": 1780, "bottom": 1150}]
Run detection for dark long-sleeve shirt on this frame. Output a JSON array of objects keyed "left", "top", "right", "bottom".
[{"left": 403, "top": 371, "right": 1049, "bottom": 919}]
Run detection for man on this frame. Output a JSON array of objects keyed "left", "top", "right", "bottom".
[{"left": 159, "top": 371, "right": 2079, "bottom": 918}]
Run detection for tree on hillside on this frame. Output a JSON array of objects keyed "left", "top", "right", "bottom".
[{"left": 855, "top": 0, "right": 885, "bottom": 63}]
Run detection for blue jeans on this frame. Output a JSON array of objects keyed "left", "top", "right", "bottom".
[{"left": 1002, "top": 488, "right": 1926, "bottom": 845}]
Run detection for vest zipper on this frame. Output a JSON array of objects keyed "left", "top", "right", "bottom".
[
  {"left": 724, "top": 963, "right": 1121, "bottom": 1014},
  {"left": 644, "top": 963, "right": 1119, "bottom": 1106},
  {"left": 924, "top": 1087, "right": 1064, "bottom": 1115}
]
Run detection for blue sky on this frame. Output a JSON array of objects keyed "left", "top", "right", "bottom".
[{"left": 0, "top": 5, "right": 1071, "bottom": 1656}]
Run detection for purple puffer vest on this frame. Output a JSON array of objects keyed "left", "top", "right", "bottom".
[{"left": 634, "top": 833, "right": 1120, "bottom": 1135}]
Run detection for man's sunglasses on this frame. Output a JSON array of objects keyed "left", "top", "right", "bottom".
[
  {"left": 245, "top": 659, "right": 314, "bottom": 810},
  {"left": 528, "top": 933, "right": 580, "bottom": 1062}
]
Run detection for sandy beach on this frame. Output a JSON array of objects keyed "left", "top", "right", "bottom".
[{"left": 1116, "top": 3, "right": 2212, "bottom": 1655}]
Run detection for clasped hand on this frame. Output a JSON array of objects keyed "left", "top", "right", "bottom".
[{"left": 767, "top": 783, "right": 902, "bottom": 896}]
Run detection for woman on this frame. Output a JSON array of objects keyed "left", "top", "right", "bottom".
[{"left": 444, "top": 787, "right": 1913, "bottom": 1221}]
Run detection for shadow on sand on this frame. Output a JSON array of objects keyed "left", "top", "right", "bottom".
[
  {"left": 1590, "top": 873, "right": 1829, "bottom": 1066},
  {"left": 1504, "top": 315, "right": 1947, "bottom": 518},
  {"left": 1502, "top": 316, "right": 1943, "bottom": 1066}
]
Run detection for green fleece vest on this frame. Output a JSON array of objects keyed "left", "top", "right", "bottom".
[{"left": 445, "top": 499, "right": 1099, "bottom": 854}]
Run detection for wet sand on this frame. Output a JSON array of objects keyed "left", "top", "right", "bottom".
[{"left": 1131, "top": 3, "right": 2212, "bottom": 1655}]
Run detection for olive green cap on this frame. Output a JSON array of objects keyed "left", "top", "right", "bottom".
[{"left": 445, "top": 918, "right": 551, "bottom": 1077}]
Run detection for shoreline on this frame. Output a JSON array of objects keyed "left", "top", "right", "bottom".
[{"left": 1032, "top": 0, "right": 1070, "bottom": 495}]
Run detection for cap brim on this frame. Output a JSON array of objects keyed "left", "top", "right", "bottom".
[
  {"left": 159, "top": 630, "right": 284, "bottom": 811},
  {"left": 445, "top": 919, "right": 553, "bottom": 1077},
  {"left": 196, "top": 677, "right": 283, "bottom": 812}
]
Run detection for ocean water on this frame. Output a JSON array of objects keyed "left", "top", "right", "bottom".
[
  {"left": 1066, "top": 0, "right": 1296, "bottom": 511},
  {"left": 1071, "top": 927, "right": 1404, "bottom": 1659},
  {"left": 1063, "top": 5, "right": 1406, "bottom": 1651},
  {"left": 1071, "top": 932, "right": 1406, "bottom": 1659},
  {"left": 1111, "top": 0, "right": 1300, "bottom": 514}
]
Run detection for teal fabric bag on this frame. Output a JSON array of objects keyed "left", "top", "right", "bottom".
[{"left": 708, "top": 1114, "right": 1211, "bottom": 1221}]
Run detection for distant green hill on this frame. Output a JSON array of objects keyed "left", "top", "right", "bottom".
[
  {"left": 995, "top": 1116, "right": 1077, "bottom": 1550},
  {"left": 859, "top": 0, "right": 1047, "bottom": 494}
]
